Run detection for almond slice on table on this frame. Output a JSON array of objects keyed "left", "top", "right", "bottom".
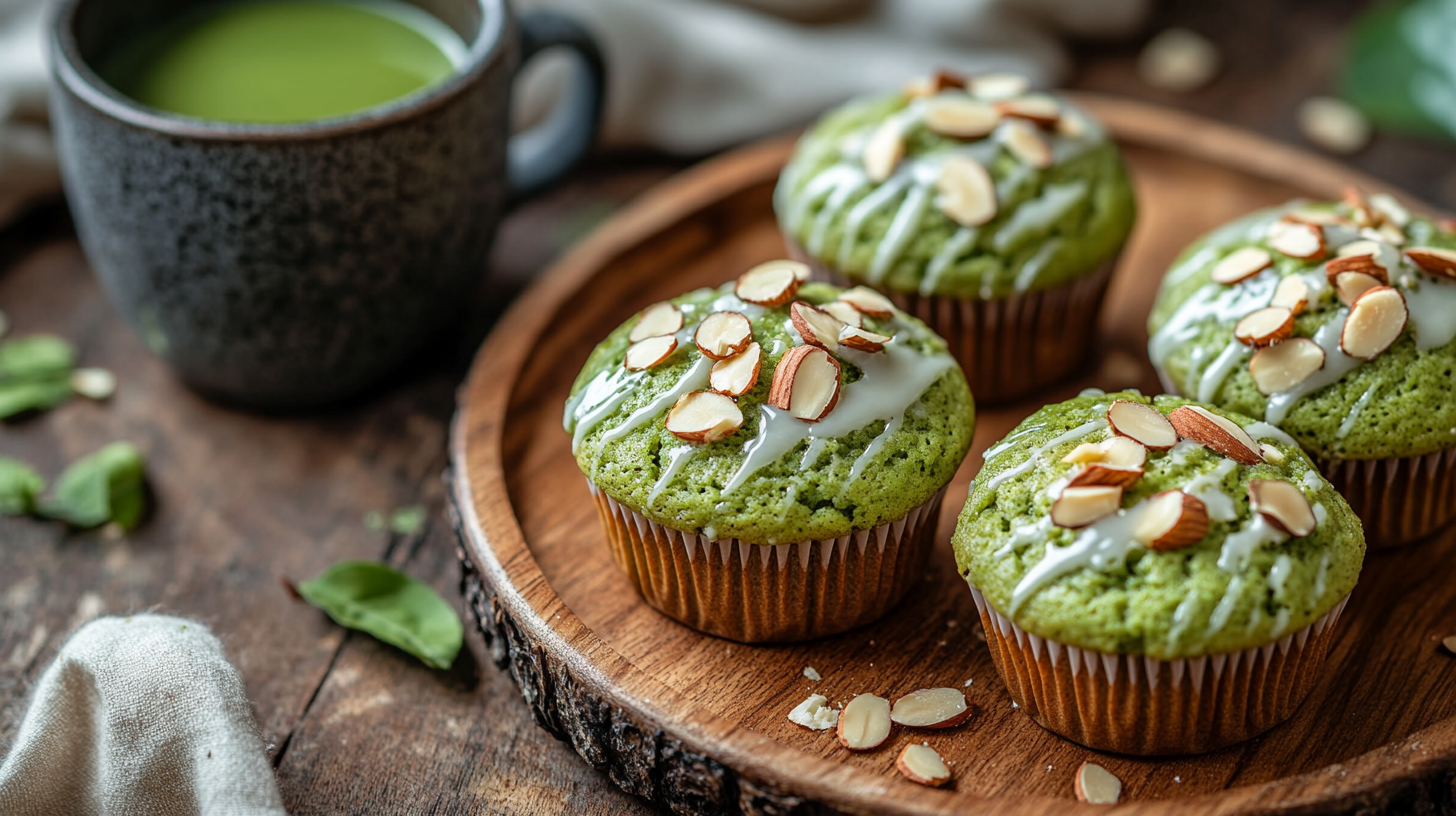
[
  {"left": 1332, "top": 271, "right": 1384, "bottom": 307},
  {"left": 628, "top": 301, "right": 683, "bottom": 343},
  {"left": 1075, "top": 762, "right": 1123, "bottom": 805},
  {"left": 1248, "top": 479, "right": 1318, "bottom": 536},
  {"left": 1002, "top": 119, "right": 1053, "bottom": 169},
  {"left": 694, "top": 311, "right": 754, "bottom": 359},
  {"left": 1249, "top": 338, "right": 1326, "bottom": 395},
  {"left": 822, "top": 301, "right": 864, "bottom": 328},
  {"left": 623, "top": 335, "right": 678, "bottom": 371},
  {"left": 1051, "top": 486, "right": 1123, "bottom": 529},
  {"left": 839, "top": 325, "right": 892, "bottom": 353},
  {"left": 1326, "top": 253, "right": 1388, "bottom": 284},
  {"left": 836, "top": 693, "right": 893, "bottom": 751},
  {"left": 994, "top": 95, "right": 1061, "bottom": 128},
  {"left": 1405, "top": 247, "right": 1456, "bottom": 281},
  {"left": 769, "top": 346, "right": 842, "bottom": 422},
  {"left": 1107, "top": 400, "right": 1178, "bottom": 450},
  {"left": 1134, "top": 490, "right": 1209, "bottom": 551},
  {"left": 838, "top": 285, "right": 897, "bottom": 319},
  {"left": 1340, "top": 286, "right": 1407, "bottom": 360},
  {"left": 1167, "top": 405, "right": 1263, "bottom": 465},
  {"left": 891, "top": 688, "right": 972, "bottom": 729},
  {"left": 664, "top": 391, "right": 743, "bottom": 444},
  {"left": 1210, "top": 247, "right": 1272, "bottom": 285},
  {"left": 787, "top": 693, "right": 839, "bottom": 730},
  {"left": 863, "top": 120, "right": 906, "bottom": 183},
  {"left": 736, "top": 260, "right": 804, "bottom": 306},
  {"left": 1234, "top": 307, "right": 1295, "bottom": 347},
  {"left": 969, "top": 72, "right": 1030, "bottom": 100},
  {"left": 903, "top": 68, "right": 968, "bottom": 98},
  {"left": 709, "top": 343, "right": 762, "bottom": 397},
  {"left": 1269, "top": 275, "right": 1310, "bottom": 314},
  {"left": 1268, "top": 220, "right": 1326, "bottom": 260},
  {"left": 1061, "top": 436, "right": 1149, "bottom": 468},
  {"left": 936, "top": 155, "right": 998, "bottom": 227},
  {"left": 789, "top": 301, "right": 846, "bottom": 352},
  {"left": 896, "top": 744, "right": 952, "bottom": 787},
  {"left": 924, "top": 96, "right": 1001, "bottom": 140},
  {"left": 1068, "top": 463, "right": 1144, "bottom": 489}
]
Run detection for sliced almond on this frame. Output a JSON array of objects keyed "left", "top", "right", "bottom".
[
  {"left": 1057, "top": 111, "right": 1088, "bottom": 139},
  {"left": 1333, "top": 271, "right": 1384, "bottom": 307},
  {"left": 936, "top": 155, "right": 998, "bottom": 227},
  {"left": 1286, "top": 208, "right": 1352, "bottom": 228},
  {"left": 1051, "top": 486, "right": 1123, "bottom": 529},
  {"left": 822, "top": 301, "right": 863, "bottom": 328},
  {"left": 836, "top": 694, "right": 892, "bottom": 751},
  {"left": 1234, "top": 307, "right": 1294, "bottom": 347},
  {"left": 1269, "top": 275, "right": 1310, "bottom": 314},
  {"left": 904, "top": 68, "right": 967, "bottom": 98},
  {"left": 838, "top": 286, "right": 897, "bottom": 319},
  {"left": 769, "top": 345, "right": 842, "bottom": 422},
  {"left": 1133, "top": 490, "right": 1209, "bottom": 551},
  {"left": 1442, "top": 636, "right": 1456, "bottom": 656},
  {"left": 709, "top": 342, "right": 762, "bottom": 397},
  {"left": 969, "top": 72, "right": 1030, "bottom": 101},
  {"left": 896, "top": 744, "right": 952, "bottom": 787},
  {"left": 736, "top": 260, "right": 804, "bottom": 306},
  {"left": 1107, "top": 400, "right": 1178, "bottom": 450},
  {"left": 1268, "top": 220, "right": 1326, "bottom": 260},
  {"left": 1370, "top": 192, "right": 1411, "bottom": 227},
  {"left": 71, "top": 368, "right": 117, "bottom": 400},
  {"left": 1343, "top": 187, "right": 1377, "bottom": 227},
  {"left": 994, "top": 95, "right": 1060, "bottom": 128},
  {"left": 694, "top": 311, "right": 753, "bottom": 359},
  {"left": 1336, "top": 238, "right": 1383, "bottom": 259},
  {"left": 1378, "top": 222, "right": 1407, "bottom": 246},
  {"left": 1002, "top": 118, "right": 1052, "bottom": 169},
  {"left": 1075, "top": 762, "right": 1122, "bottom": 805},
  {"left": 1325, "top": 253, "right": 1388, "bottom": 284},
  {"left": 1340, "top": 286, "right": 1407, "bottom": 360},
  {"left": 1249, "top": 338, "right": 1325, "bottom": 395},
  {"left": 1260, "top": 443, "right": 1287, "bottom": 464},
  {"left": 623, "top": 335, "right": 678, "bottom": 371},
  {"left": 1068, "top": 463, "right": 1144, "bottom": 489},
  {"left": 664, "top": 391, "right": 743, "bottom": 444},
  {"left": 628, "top": 301, "right": 683, "bottom": 343},
  {"left": 924, "top": 96, "right": 1000, "bottom": 140},
  {"left": 839, "top": 325, "right": 891, "bottom": 353},
  {"left": 789, "top": 301, "right": 846, "bottom": 352},
  {"left": 1061, "top": 436, "right": 1147, "bottom": 468},
  {"left": 891, "top": 688, "right": 971, "bottom": 729},
  {"left": 1167, "top": 405, "right": 1263, "bottom": 465},
  {"left": 1209, "top": 247, "right": 1272, "bottom": 285},
  {"left": 863, "top": 120, "right": 905, "bottom": 183},
  {"left": 1405, "top": 247, "right": 1456, "bottom": 281},
  {"left": 1249, "top": 479, "right": 1318, "bottom": 537}
]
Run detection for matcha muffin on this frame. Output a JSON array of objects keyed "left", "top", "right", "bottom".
[
  {"left": 565, "top": 260, "right": 976, "bottom": 642},
  {"left": 775, "top": 71, "right": 1136, "bottom": 402},
  {"left": 1149, "top": 191, "right": 1456, "bottom": 547},
  {"left": 954, "top": 391, "right": 1363, "bottom": 754}
]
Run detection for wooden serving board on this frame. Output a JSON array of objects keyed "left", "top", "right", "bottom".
[{"left": 449, "top": 96, "right": 1456, "bottom": 815}]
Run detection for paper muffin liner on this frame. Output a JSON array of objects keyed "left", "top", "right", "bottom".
[
  {"left": 970, "top": 587, "right": 1350, "bottom": 756},
  {"left": 590, "top": 485, "right": 947, "bottom": 643},
  {"left": 787, "top": 240, "right": 1118, "bottom": 404},
  {"left": 1319, "top": 448, "right": 1456, "bottom": 549}
]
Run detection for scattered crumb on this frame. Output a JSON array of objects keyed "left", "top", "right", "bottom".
[
  {"left": 1138, "top": 28, "right": 1220, "bottom": 92},
  {"left": 787, "top": 694, "right": 839, "bottom": 731},
  {"left": 1046, "top": 765, "right": 1053, "bottom": 772},
  {"left": 1012, "top": 702, "right": 1020, "bottom": 709},
  {"left": 71, "top": 368, "right": 117, "bottom": 400},
  {"left": 803, "top": 666, "right": 821, "bottom": 682},
  {"left": 947, "top": 620, "right": 958, "bottom": 628},
  {"left": 1174, "top": 776, "right": 1182, "bottom": 783},
  {"left": 1441, "top": 635, "right": 1456, "bottom": 655},
  {"left": 1298, "top": 96, "right": 1371, "bottom": 155},
  {"left": 938, "top": 640, "right": 946, "bottom": 647},
  {"left": 963, "top": 678, "right": 974, "bottom": 687}
]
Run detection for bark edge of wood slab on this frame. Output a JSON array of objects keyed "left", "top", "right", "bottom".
[{"left": 449, "top": 97, "right": 1456, "bottom": 816}]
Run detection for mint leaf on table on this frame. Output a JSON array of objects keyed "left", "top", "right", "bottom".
[
  {"left": 38, "top": 442, "right": 146, "bottom": 530},
  {"left": 1341, "top": 0, "right": 1456, "bottom": 142},
  {"left": 389, "top": 506, "right": 426, "bottom": 536},
  {"left": 296, "top": 561, "right": 463, "bottom": 670},
  {"left": 0, "top": 456, "right": 45, "bottom": 515},
  {"left": 0, "top": 335, "right": 76, "bottom": 419}
]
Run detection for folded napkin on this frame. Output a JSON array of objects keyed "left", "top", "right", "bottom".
[{"left": 0, "top": 615, "right": 287, "bottom": 816}]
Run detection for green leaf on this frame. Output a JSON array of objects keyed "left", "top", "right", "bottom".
[
  {"left": 38, "top": 442, "right": 147, "bottom": 530},
  {"left": 389, "top": 506, "right": 426, "bottom": 536},
  {"left": 0, "top": 336, "right": 76, "bottom": 419},
  {"left": 0, "top": 456, "right": 45, "bottom": 515},
  {"left": 0, "top": 376, "right": 75, "bottom": 419},
  {"left": 297, "top": 561, "right": 463, "bottom": 670},
  {"left": 1342, "top": 0, "right": 1456, "bottom": 142}
]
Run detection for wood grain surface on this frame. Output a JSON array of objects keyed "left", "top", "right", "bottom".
[{"left": 451, "top": 98, "right": 1456, "bottom": 815}]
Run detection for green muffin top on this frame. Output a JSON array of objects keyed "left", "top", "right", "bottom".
[
  {"left": 954, "top": 391, "right": 1363, "bottom": 659},
  {"left": 774, "top": 72, "right": 1136, "bottom": 300},
  {"left": 565, "top": 261, "right": 975, "bottom": 545},
  {"left": 1149, "top": 193, "right": 1456, "bottom": 461}
]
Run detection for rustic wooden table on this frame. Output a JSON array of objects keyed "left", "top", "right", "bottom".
[{"left": 2, "top": 2, "right": 1453, "bottom": 814}]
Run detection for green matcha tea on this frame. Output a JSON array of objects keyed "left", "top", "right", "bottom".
[{"left": 102, "top": 0, "right": 468, "bottom": 123}]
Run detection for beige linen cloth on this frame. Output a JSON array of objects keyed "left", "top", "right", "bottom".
[{"left": 0, "top": 615, "right": 287, "bottom": 816}]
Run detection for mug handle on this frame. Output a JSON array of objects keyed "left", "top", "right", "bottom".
[{"left": 507, "top": 10, "right": 606, "bottom": 201}]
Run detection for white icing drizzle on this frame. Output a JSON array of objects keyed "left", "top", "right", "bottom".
[
  {"left": 1198, "top": 341, "right": 1249, "bottom": 403},
  {"left": 1185, "top": 458, "right": 1238, "bottom": 522},
  {"left": 1217, "top": 515, "right": 1289, "bottom": 573},
  {"left": 1166, "top": 590, "right": 1201, "bottom": 649},
  {"left": 650, "top": 446, "right": 699, "bottom": 502},
  {"left": 788, "top": 164, "right": 862, "bottom": 237},
  {"left": 1169, "top": 439, "right": 1202, "bottom": 465},
  {"left": 807, "top": 173, "right": 869, "bottom": 255},
  {"left": 1404, "top": 274, "right": 1456, "bottom": 351},
  {"left": 1013, "top": 237, "right": 1062, "bottom": 293},
  {"left": 1314, "top": 551, "right": 1331, "bottom": 597},
  {"left": 921, "top": 227, "right": 977, "bottom": 297},
  {"left": 836, "top": 175, "right": 911, "bottom": 269},
  {"left": 1246, "top": 421, "right": 1298, "bottom": 446},
  {"left": 1270, "top": 608, "right": 1291, "bottom": 639},
  {"left": 1010, "top": 496, "right": 1148, "bottom": 613},
  {"left": 984, "top": 419, "right": 1108, "bottom": 491},
  {"left": 1245, "top": 605, "right": 1264, "bottom": 637},
  {"left": 568, "top": 368, "right": 639, "bottom": 455},
  {"left": 992, "top": 180, "right": 1088, "bottom": 254},
  {"left": 600, "top": 355, "right": 712, "bottom": 446},
  {"left": 1150, "top": 273, "right": 1280, "bottom": 369},
  {"left": 868, "top": 184, "right": 932, "bottom": 283},
  {"left": 993, "top": 516, "right": 1054, "bottom": 558},
  {"left": 1301, "top": 469, "right": 1324, "bottom": 496},
  {"left": 1265, "top": 309, "right": 1361, "bottom": 425},
  {"left": 801, "top": 437, "right": 828, "bottom": 469},
  {"left": 1268, "top": 554, "right": 1294, "bottom": 601},
  {"left": 846, "top": 413, "right": 905, "bottom": 486},
  {"left": 779, "top": 484, "right": 799, "bottom": 523},
  {"left": 1205, "top": 575, "right": 1244, "bottom": 639}
]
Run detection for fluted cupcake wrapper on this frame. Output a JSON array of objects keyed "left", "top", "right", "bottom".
[
  {"left": 1319, "top": 448, "right": 1456, "bottom": 549},
  {"left": 970, "top": 587, "right": 1350, "bottom": 756},
  {"left": 590, "top": 486, "right": 947, "bottom": 644},
  {"left": 786, "top": 239, "right": 1118, "bottom": 404}
]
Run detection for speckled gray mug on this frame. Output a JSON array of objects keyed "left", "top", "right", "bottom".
[{"left": 50, "top": 0, "right": 604, "bottom": 408}]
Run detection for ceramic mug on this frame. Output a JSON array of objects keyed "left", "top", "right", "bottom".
[{"left": 50, "top": 0, "right": 605, "bottom": 408}]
